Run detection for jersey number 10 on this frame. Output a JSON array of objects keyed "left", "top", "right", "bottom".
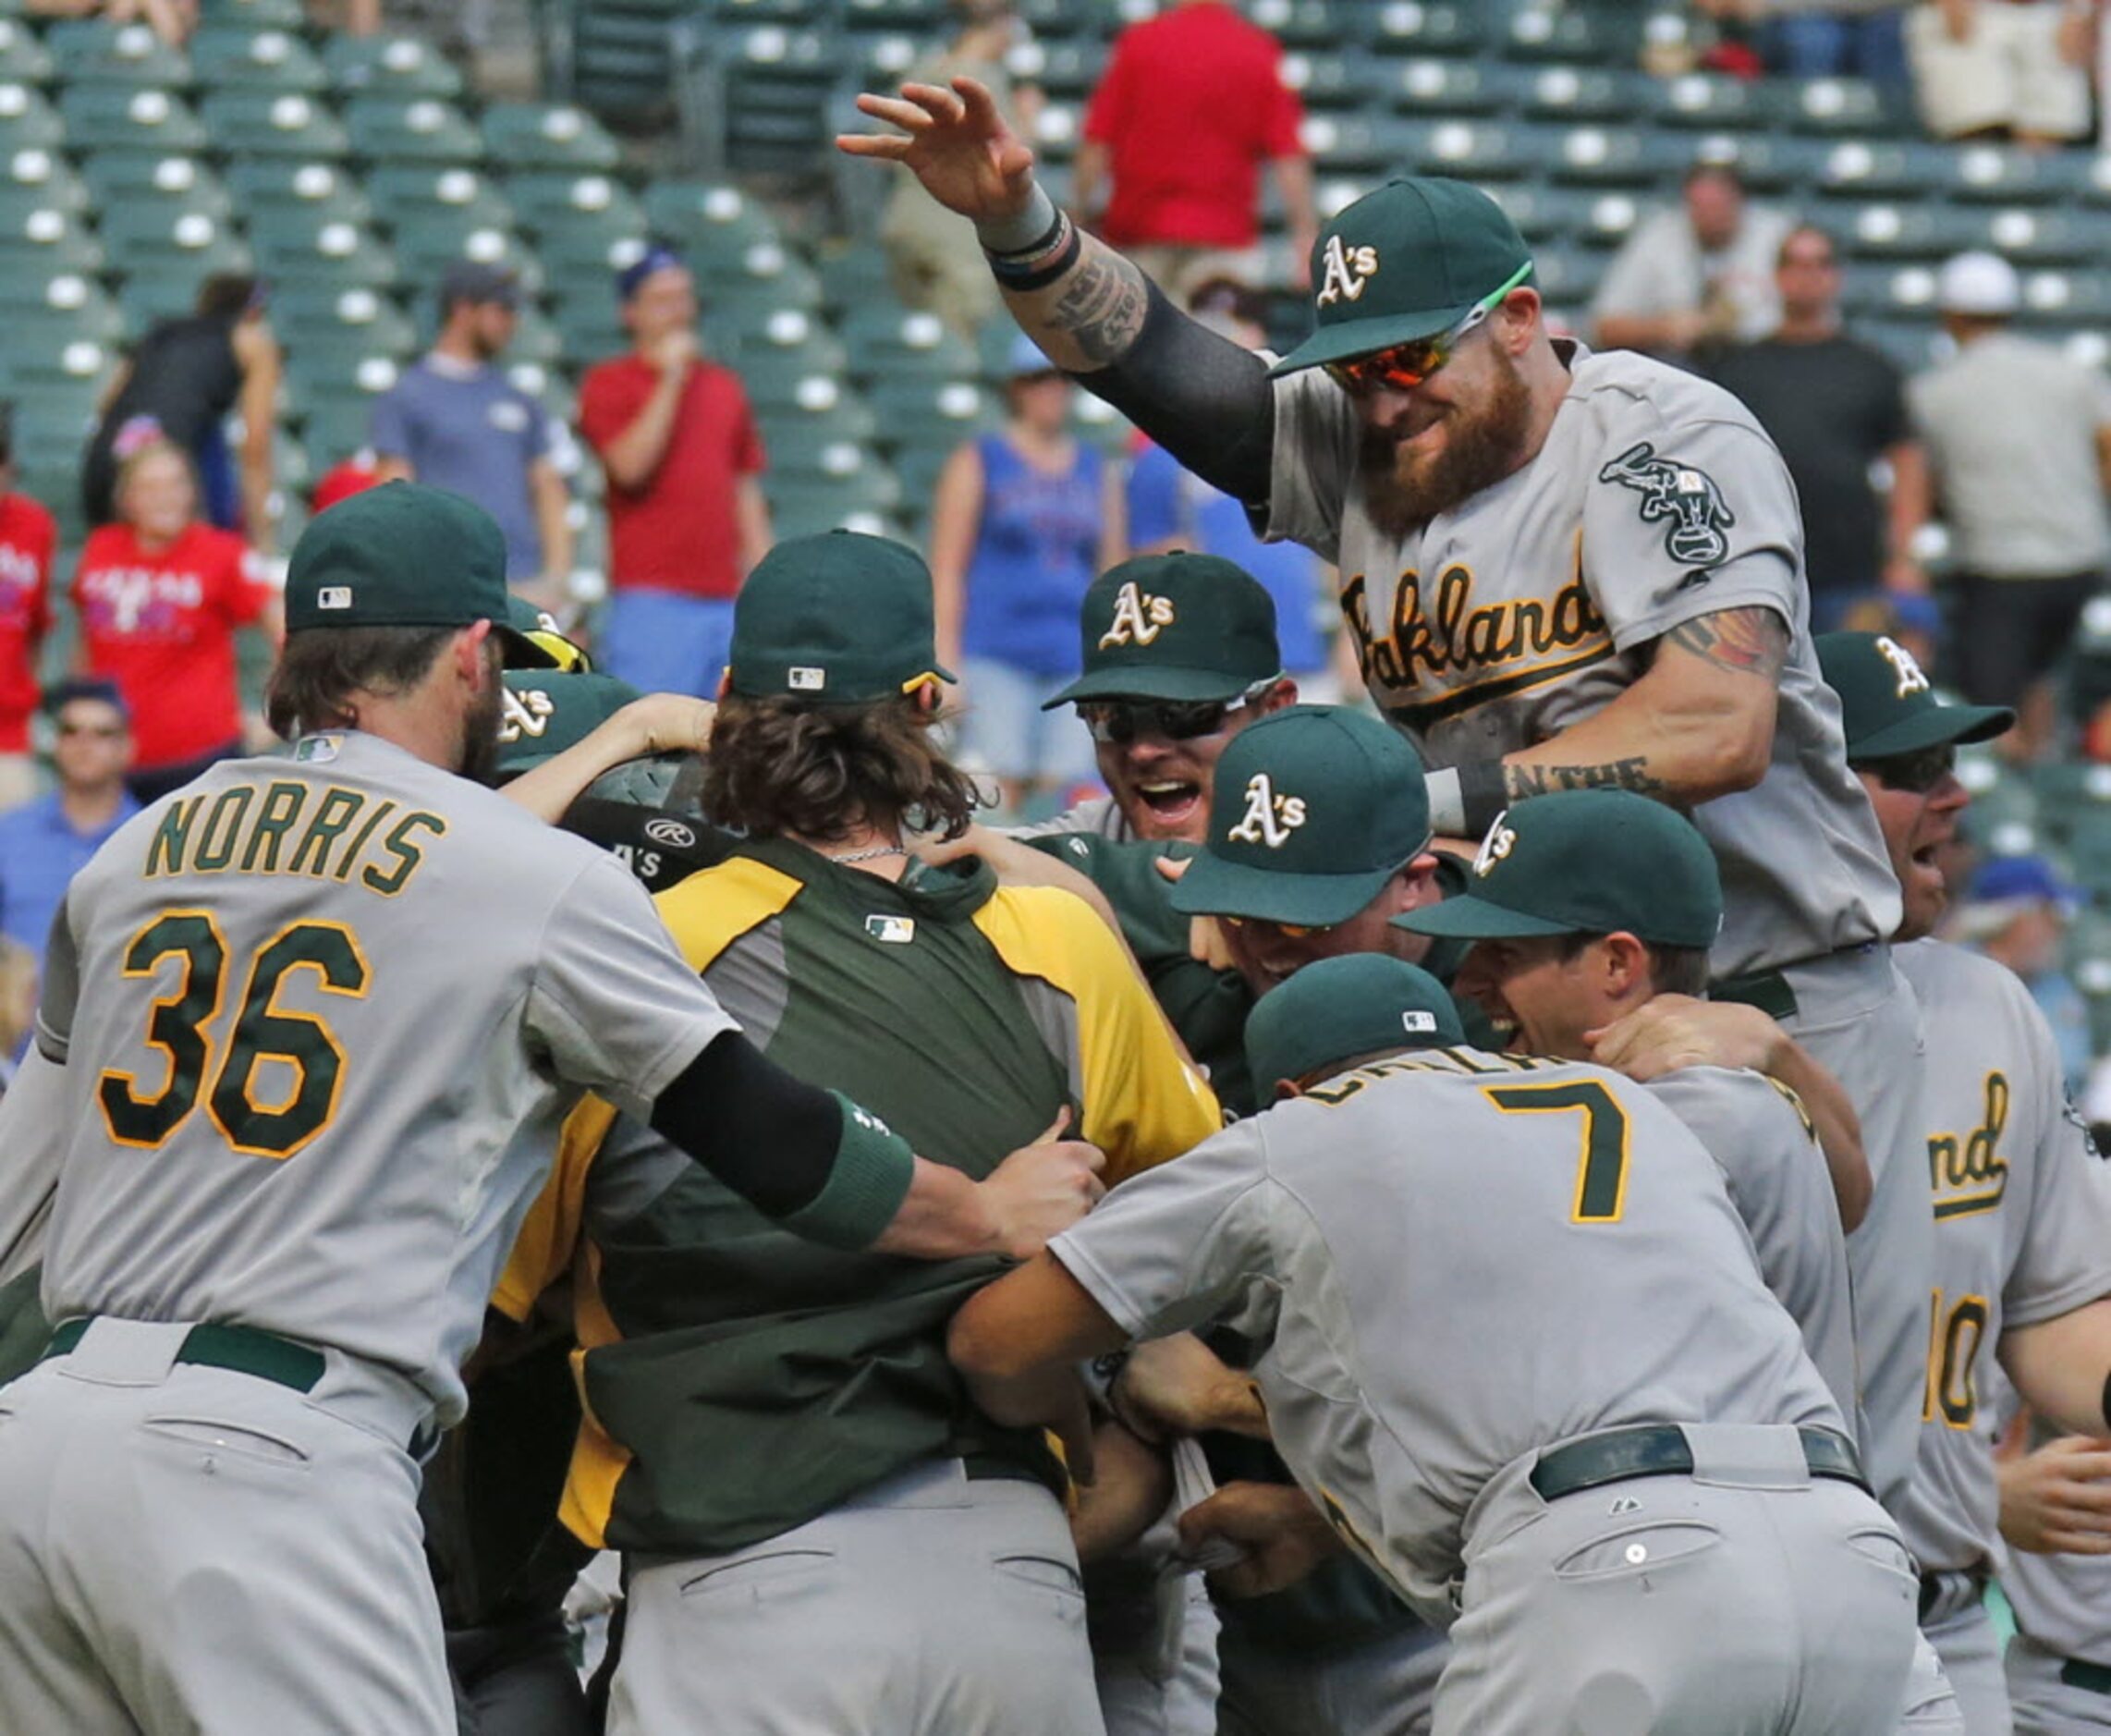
[{"left": 96, "top": 909, "right": 370, "bottom": 1161}]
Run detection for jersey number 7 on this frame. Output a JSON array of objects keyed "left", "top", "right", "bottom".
[
  {"left": 1482, "top": 1080, "right": 1631, "bottom": 1224},
  {"left": 97, "top": 909, "right": 371, "bottom": 1161}
]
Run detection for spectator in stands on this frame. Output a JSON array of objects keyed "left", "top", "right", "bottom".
[
  {"left": 579, "top": 248, "right": 772, "bottom": 698},
  {"left": 881, "top": 0, "right": 1042, "bottom": 341},
  {"left": 1127, "top": 278, "right": 1335, "bottom": 694},
  {"left": 1910, "top": 251, "right": 2111, "bottom": 763},
  {"left": 1073, "top": 0, "right": 1318, "bottom": 298},
  {"left": 27, "top": 0, "right": 194, "bottom": 46},
  {"left": 0, "top": 679, "right": 135, "bottom": 977},
  {"left": 0, "top": 405, "right": 56, "bottom": 813},
  {"left": 1709, "top": 226, "right": 1930, "bottom": 632},
  {"left": 930, "top": 334, "right": 1122, "bottom": 813},
  {"left": 82, "top": 273, "right": 280, "bottom": 550},
  {"left": 70, "top": 439, "right": 280, "bottom": 802},
  {"left": 311, "top": 446, "right": 382, "bottom": 514},
  {"left": 1694, "top": 0, "right": 1911, "bottom": 84},
  {"left": 1955, "top": 852, "right": 2093, "bottom": 1097},
  {"left": 1906, "top": 0, "right": 2093, "bottom": 147},
  {"left": 1591, "top": 162, "right": 1793, "bottom": 363},
  {"left": 371, "top": 262, "right": 574, "bottom": 613}
]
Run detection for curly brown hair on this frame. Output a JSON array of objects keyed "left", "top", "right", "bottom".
[{"left": 702, "top": 692, "right": 982, "bottom": 845}]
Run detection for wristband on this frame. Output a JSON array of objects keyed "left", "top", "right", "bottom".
[
  {"left": 976, "top": 183, "right": 1059, "bottom": 255},
  {"left": 1426, "top": 764, "right": 1508, "bottom": 839},
  {"left": 989, "top": 214, "right": 1080, "bottom": 292},
  {"left": 777, "top": 1090, "right": 917, "bottom": 1251}
]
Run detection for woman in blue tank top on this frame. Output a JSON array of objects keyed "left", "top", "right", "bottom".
[{"left": 930, "top": 335, "right": 1123, "bottom": 813}]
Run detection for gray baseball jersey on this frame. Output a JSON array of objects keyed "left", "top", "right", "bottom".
[
  {"left": 1051, "top": 1046, "right": 1842, "bottom": 1624},
  {"left": 2002, "top": 1398, "right": 2111, "bottom": 1673},
  {"left": 1647, "top": 1066, "right": 1861, "bottom": 1433},
  {"left": 1265, "top": 339, "right": 1898, "bottom": 979},
  {"left": 1895, "top": 938, "right": 2111, "bottom": 1574},
  {"left": 33, "top": 730, "right": 736, "bottom": 1425}
]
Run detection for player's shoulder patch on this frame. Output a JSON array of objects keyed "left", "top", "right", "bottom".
[{"left": 1596, "top": 441, "right": 1736, "bottom": 568}]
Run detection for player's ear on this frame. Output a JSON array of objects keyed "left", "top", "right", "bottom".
[
  {"left": 1601, "top": 931, "right": 1651, "bottom": 995},
  {"left": 714, "top": 667, "right": 733, "bottom": 702},
  {"left": 457, "top": 619, "right": 494, "bottom": 683},
  {"left": 1495, "top": 287, "right": 1541, "bottom": 354},
  {"left": 1272, "top": 1077, "right": 1305, "bottom": 1102}
]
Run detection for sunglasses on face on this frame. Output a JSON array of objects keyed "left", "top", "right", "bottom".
[
  {"left": 1220, "top": 911, "right": 1336, "bottom": 941},
  {"left": 1322, "top": 260, "right": 1535, "bottom": 397},
  {"left": 1860, "top": 742, "right": 1956, "bottom": 794},
  {"left": 1079, "top": 681, "right": 1275, "bottom": 746}
]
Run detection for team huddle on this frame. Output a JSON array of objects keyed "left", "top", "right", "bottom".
[{"left": 0, "top": 71, "right": 2107, "bottom": 1736}]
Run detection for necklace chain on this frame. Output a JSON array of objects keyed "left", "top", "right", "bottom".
[{"left": 824, "top": 842, "right": 908, "bottom": 864}]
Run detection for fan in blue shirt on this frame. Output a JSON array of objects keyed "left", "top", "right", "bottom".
[{"left": 0, "top": 679, "right": 138, "bottom": 972}]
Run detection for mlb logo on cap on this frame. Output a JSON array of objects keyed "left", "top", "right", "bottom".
[
  {"left": 789, "top": 666, "right": 826, "bottom": 691},
  {"left": 1402, "top": 1010, "right": 1437, "bottom": 1033},
  {"left": 318, "top": 586, "right": 353, "bottom": 610}
]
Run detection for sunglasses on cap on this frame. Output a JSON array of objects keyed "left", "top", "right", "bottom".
[
  {"left": 1220, "top": 911, "right": 1336, "bottom": 941},
  {"left": 1855, "top": 742, "right": 1956, "bottom": 795},
  {"left": 1323, "top": 261, "right": 1536, "bottom": 397},
  {"left": 1078, "top": 678, "right": 1280, "bottom": 746}
]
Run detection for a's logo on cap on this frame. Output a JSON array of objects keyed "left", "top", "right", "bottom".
[
  {"left": 1473, "top": 811, "right": 1518, "bottom": 878},
  {"left": 788, "top": 666, "right": 826, "bottom": 691},
  {"left": 1226, "top": 772, "right": 1308, "bottom": 849},
  {"left": 1098, "top": 580, "right": 1176, "bottom": 650},
  {"left": 1874, "top": 635, "right": 1931, "bottom": 700},
  {"left": 1401, "top": 1010, "right": 1436, "bottom": 1033},
  {"left": 499, "top": 685, "right": 554, "bottom": 744},
  {"left": 316, "top": 585, "right": 353, "bottom": 610},
  {"left": 1315, "top": 235, "right": 1380, "bottom": 308}
]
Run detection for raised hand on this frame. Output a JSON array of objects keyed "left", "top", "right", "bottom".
[{"left": 837, "top": 77, "right": 1038, "bottom": 227}]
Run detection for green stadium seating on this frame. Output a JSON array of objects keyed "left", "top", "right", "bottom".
[
  {"left": 755, "top": 379, "right": 880, "bottom": 445},
  {"left": 1969, "top": 206, "right": 2095, "bottom": 266},
  {"left": 1504, "top": 5, "right": 1620, "bottom": 67},
  {"left": 283, "top": 343, "right": 406, "bottom": 400},
  {"left": 1942, "top": 141, "right": 2089, "bottom": 204},
  {"left": 0, "top": 18, "right": 53, "bottom": 85},
  {"left": 81, "top": 148, "right": 228, "bottom": 213},
  {"left": 1655, "top": 72, "right": 1768, "bottom": 131},
  {"left": 1813, "top": 199, "right": 1980, "bottom": 263},
  {"left": 47, "top": 18, "right": 192, "bottom": 89},
  {"left": 559, "top": 0, "right": 685, "bottom": 118},
  {"left": 863, "top": 373, "right": 990, "bottom": 434},
  {"left": 224, "top": 156, "right": 372, "bottom": 223},
  {"left": 0, "top": 85, "right": 67, "bottom": 155},
  {"left": 641, "top": 177, "right": 780, "bottom": 258},
  {"left": 505, "top": 170, "right": 644, "bottom": 237},
  {"left": 1390, "top": 56, "right": 1519, "bottom": 116},
  {"left": 323, "top": 32, "right": 466, "bottom": 99},
  {"left": 1396, "top": 118, "right": 1545, "bottom": 180},
  {"left": 189, "top": 24, "right": 329, "bottom": 93},
  {"left": 249, "top": 210, "right": 401, "bottom": 292},
  {"left": 0, "top": 206, "right": 102, "bottom": 275},
  {"left": 298, "top": 392, "right": 383, "bottom": 466},
  {"left": 839, "top": 0, "right": 947, "bottom": 31},
  {"left": 269, "top": 281, "right": 419, "bottom": 352},
  {"left": 365, "top": 163, "right": 516, "bottom": 232},
  {"left": 103, "top": 207, "right": 254, "bottom": 299},
  {"left": 345, "top": 94, "right": 484, "bottom": 165},
  {"left": 813, "top": 245, "right": 895, "bottom": 312},
  {"left": 58, "top": 84, "right": 210, "bottom": 153},
  {"left": 481, "top": 102, "right": 622, "bottom": 172},
  {"left": 201, "top": 0, "right": 309, "bottom": 26},
  {"left": 199, "top": 89, "right": 351, "bottom": 157},
  {"left": 838, "top": 304, "right": 978, "bottom": 384},
  {"left": 1684, "top": 130, "right": 1829, "bottom": 194},
  {"left": 1368, "top": 3, "right": 1483, "bottom": 55}
]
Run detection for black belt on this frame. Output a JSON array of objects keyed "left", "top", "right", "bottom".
[
  {"left": 1530, "top": 1424, "right": 1869, "bottom": 1503},
  {"left": 42, "top": 1317, "right": 325, "bottom": 1393},
  {"left": 1917, "top": 1565, "right": 1990, "bottom": 1624},
  {"left": 2061, "top": 1657, "right": 2111, "bottom": 1696}
]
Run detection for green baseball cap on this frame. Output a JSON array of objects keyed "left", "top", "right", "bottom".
[
  {"left": 1170, "top": 705, "right": 1431, "bottom": 927},
  {"left": 494, "top": 668, "right": 641, "bottom": 780},
  {"left": 1043, "top": 552, "right": 1284, "bottom": 707},
  {"left": 1272, "top": 177, "right": 1535, "bottom": 379},
  {"left": 1815, "top": 631, "right": 2013, "bottom": 761},
  {"left": 1244, "top": 954, "right": 1465, "bottom": 1092},
  {"left": 502, "top": 594, "right": 591, "bottom": 673},
  {"left": 287, "top": 483, "right": 533, "bottom": 659},
  {"left": 1394, "top": 789, "right": 1721, "bottom": 949},
  {"left": 726, "top": 530, "right": 955, "bottom": 704}
]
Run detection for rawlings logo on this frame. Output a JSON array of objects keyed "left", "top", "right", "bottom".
[
  {"left": 1473, "top": 813, "right": 1517, "bottom": 877},
  {"left": 1098, "top": 580, "right": 1176, "bottom": 649},
  {"left": 1875, "top": 634, "right": 1931, "bottom": 699},
  {"left": 642, "top": 817, "right": 696, "bottom": 849},
  {"left": 1597, "top": 443, "right": 1736, "bottom": 568},
  {"left": 1315, "top": 236, "right": 1380, "bottom": 308},
  {"left": 1226, "top": 773, "right": 1308, "bottom": 849}
]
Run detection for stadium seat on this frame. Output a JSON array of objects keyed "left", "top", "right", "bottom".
[
  {"left": 0, "top": 147, "right": 90, "bottom": 219},
  {"left": 1249, "top": 0, "right": 1361, "bottom": 50},
  {"left": 863, "top": 373, "right": 990, "bottom": 436},
  {"left": 1482, "top": 182, "right": 1585, "bottom": 245},
  {"left": 0, "top": 205, "right": 102, "bottom": 275},
  {"left": 0, "top": 18, "right": 54, "bottom": 85},
  {"left": 200, "top": 89, "right": 352, "bottom": 157},
  {"left": 188, "top": 23, "right": 327, "bottom": 92},
  {"left": 1395, "top": 118, "right": 1547, "bottom": 180},
  {"left": 283, "top": 343, "right": 406, "bottom": 401},
  {"left": 1774, "top": 76, "right": 1897, "bottom": 136},
  {"left": 481, "top": 102, "right": 623, "bottom": 172},
  {"left": 1297, "top": 112, "right": 1414, "bottom": 174},
  {"left": 756, "top": 378, "right": 881, "bottom": 447},
  {"left": 506, "top": 170, "right": 644, "bottom": 237},
  {"left": 1683, "top": 129, "right": 1829, "bottom": 195},
  {"left": 249, "top": 210, "right": 402, "bottom": 292},
  {"left": 765, "top": 475, "right": 907, "bottom": 541},
  {"left": 1812, "top": 139, "right": 1956, "bottom": 199},
  {"left": 1942, "top": 141, "right": 2089, "bottom": 204},
  {"left": 0, "top": 87, "right": 65, "bottom": 159},
  {"left": 1005, "top": 37, "right": 1104, "bottom": 102},
  {"left": 1654, "top": 72, "right": 1766, "bottom": 131},
  {"left": 201, "top": 0, "right": 309, "bottom": 26},
  {"left": 272, "top": 283, "right": 420, "bottom": 355},
  {"left": 738, "top": 346, "right": 861, "bottom": 413},
  {"left": 1971, "top": 207, "right": 2095, "bottom": 267},
  {"left": 641, "top": 177, "right": 781, "bottom": 257},
  {"left": 1514, "top": 64, "right": 1640, "bottom": 122},
  {"left": 1368, "top": 2, "right": 1484, "bottom": 55},
  {"left": 103, "top": 206, "right": 254, "bottom": 291},
  {"left": 344, "top": 94, "right": 485, "bottom": 165},
  {"left": 1548, "top": 125, "right": 1670, "bottom": 187},
  {"left": 12, "top": 272, "right": 128, "bottom": 350},
  {"left": 224, "top": 156, "right": 372, "bottom": 223},
  {"left": 323, "top": 32, "right": 466, "bottom": 99},
  {"left": 838, "top": 0, "right": 948, "bottom": 31},
  {"left": 2016, "top": 270, "right": 2111, "bottom": 326},
  {"left": 1813, "top": 200, "right": 1978, "bottom": 263},
  {"left": 1389, "top": 55, "right": 1518, "bottom": 116},
  {"left": 1503, "top": 4, "right": 1620, "bottom": 66},
  {"left": 364, "top": 163, "right": 517, "bottom": 234},
  {"left": 1838, "top": 262, "right": 1940, "bottom": 320},
  {"left": 298, "top": 392, "right": 385, "bottom": 468},
  {"left": 60, "top": 84, "right": 210, "bottom": 153},
  {"left": 46, "top": 18, "right": 192, "bottom": 89},
  {"left": 813, "top": 244, "right": 896, "bottom": 312},
  {"left": 392, "top": 220, "right": 547, "bottom": 297},
  {"left": 838, "top": 305, "right": 979, "bottom": 384}
]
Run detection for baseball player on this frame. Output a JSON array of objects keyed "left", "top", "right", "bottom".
[
  {"left": 848, "top": 102, "right": 1928, "bottom": 1519},
  {"left": 1818, "top": 630, "right": 2111, "bottom": 1734},
  {"left": 493, "top": 531, "right": 1219, "bottom": 1736},
  {"left": 948, "top": 962, "right": 1921, "bottom": 1734},
  {"left": 0, "top": 486, "right": 1104, "bottom": 1732},
  {"left": 1996, "top": 1400, "right": 2111, "bottom": 1732}
]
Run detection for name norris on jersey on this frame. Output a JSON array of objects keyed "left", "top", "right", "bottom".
[
  {"left": 143, "top": 780, "right": 446, "bottom": 895},
  {"left": 1342, "top": 564, "right": 1609, "bottom": 695}
]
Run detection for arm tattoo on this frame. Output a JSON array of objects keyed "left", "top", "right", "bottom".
[
  {"left": 1044, "top": 250, "right": 1150, "bottom": 368},
  {"left": 1505, "top": 758, "right": 1668, "bottom": 801},
  {"left": 1664, "top": 607, "right": 1788, "bottom": 681}
]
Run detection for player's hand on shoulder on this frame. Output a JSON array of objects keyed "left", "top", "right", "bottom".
[
  {"left": 1998, "top": 1435, "right": 2111, "bottom": 1557},
  {"left": 612, "top": 692, "right": 715, "bottom": 759},
  {"left": 1111, "top": 1333, "right": 1269, "bottom": 1445},
  {"left": 1586, "top": 993, "right": 1779, "bottom": 1082},
  {"left": 838, "top": 78, "right": 1038, "bottom": 225},
  {"left": 1178, "top": 1482, "right": 1345, "bottom": 1599},
  {"left": 981, "top": 1106, "right": 1107, "bottom": 1259}
]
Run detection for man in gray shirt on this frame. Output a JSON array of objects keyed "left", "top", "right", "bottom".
[{"left": 1910, "top": 251, "right": 2111, "bottom": 762}]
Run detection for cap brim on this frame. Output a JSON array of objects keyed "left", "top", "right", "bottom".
[
  {"left": 1267, "top": 302, "right": 1476, "bottom": 378},
  {"left": 1170, "top": 854, "right": 1400, "bottom": 927},
  {"left": 1388, "top": 895, "right": 1583, "bottom": 941},
  {"left": 495, "top": 624, "right": 556, "bottom": 669},
  {"left": 1042, "top": 665, "right": 1257, "bottom": 710},
  {"left": 1849, "top": 703, "right": 2014, "bottom": 761}
]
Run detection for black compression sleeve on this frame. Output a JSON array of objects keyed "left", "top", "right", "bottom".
[
  {"left": 649, "top": 1032, "right": 917, "bottom": 1250},
  {"left": 1084, "top": 276, "right": 1277, "bottom": 507}
]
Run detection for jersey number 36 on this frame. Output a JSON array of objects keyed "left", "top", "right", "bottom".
[{"left": 97, "top": 909, "right": 369, "bottom": 1161}]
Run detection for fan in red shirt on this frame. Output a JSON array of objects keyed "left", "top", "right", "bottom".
[
  {"left": 0, "top": 404, "right": 56, "bottom": 810},
  {"left": 1075, "top": 0, "right": 1317, "bottom": 298},
  {"left": 578, "top": 248, "right": 773, "bottom": 698},
  {"left": 71, "top": 439, "right": 281, "bottom": 802}
]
